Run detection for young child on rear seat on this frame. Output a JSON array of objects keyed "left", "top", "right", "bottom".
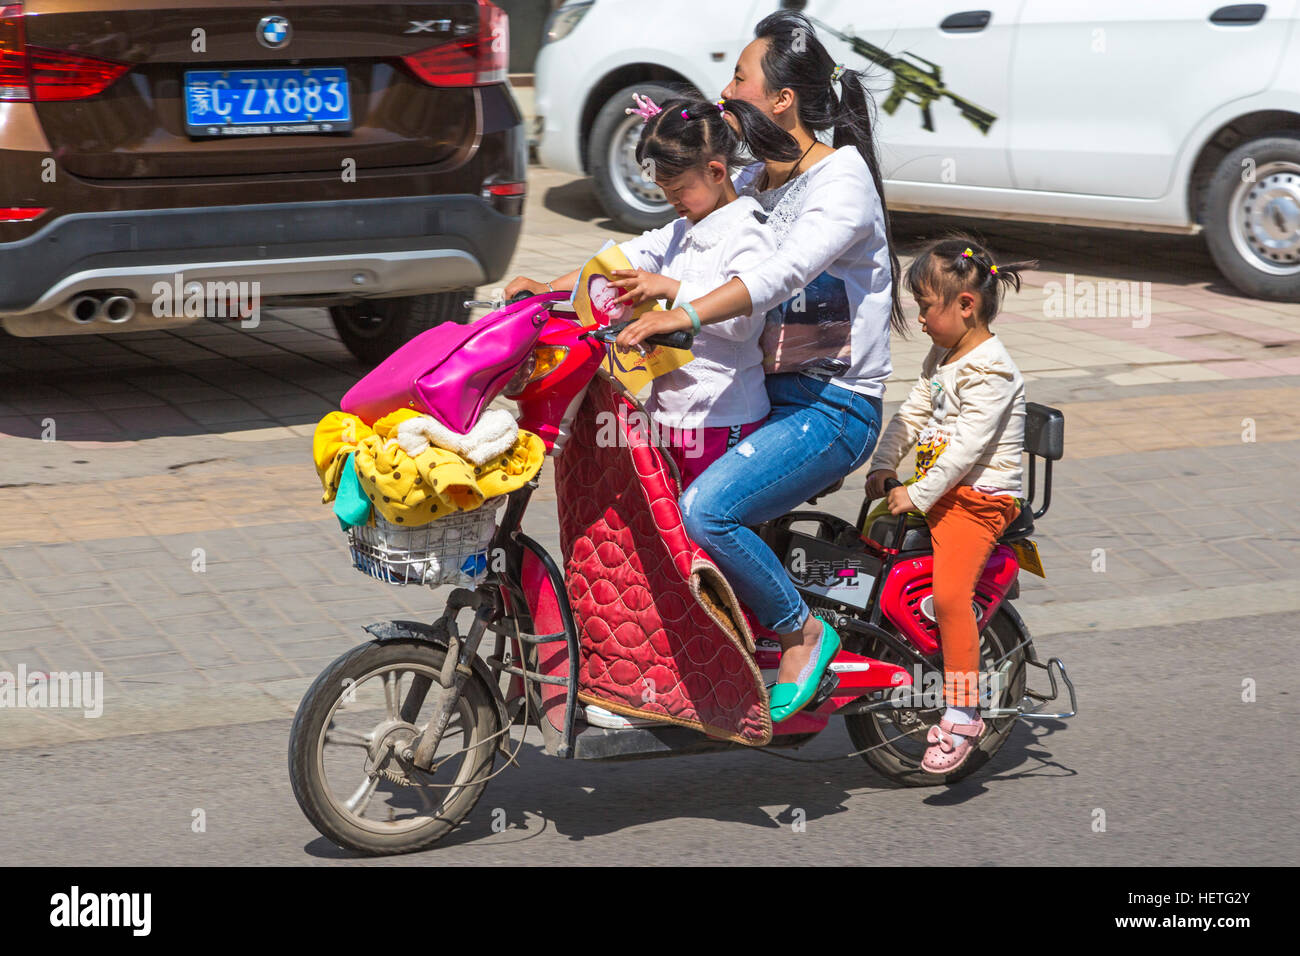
[
  {"left": 503, "top": 93, "right": 803, "bottom": 486},
  {"left": 863, "top": 237, "right": 1034, "bottom": 777}
]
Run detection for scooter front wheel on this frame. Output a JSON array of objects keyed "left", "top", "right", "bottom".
[
  {"left": 845, "top": 610, "right": 1027, "bottom": 787},
  {"left": 288, "top": 639, "right": 501, "bottom": 855}
]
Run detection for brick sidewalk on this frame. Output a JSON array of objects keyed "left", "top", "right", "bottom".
[{"left": 1, "top": 167, "right": 1298, "bottom": 748}]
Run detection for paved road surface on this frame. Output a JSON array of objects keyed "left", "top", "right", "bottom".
[{"left": 1, "top": 611, "right": 1292, "bottom": 866}]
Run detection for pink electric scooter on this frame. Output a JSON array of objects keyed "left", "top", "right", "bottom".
[{"left": 289, "top": 292, "right": 1077, "bottom": 855}]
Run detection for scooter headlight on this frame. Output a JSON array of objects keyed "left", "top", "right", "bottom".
[
  {"left": 504, "top": 353, "right": 536, "bottom": 395},
  {"left": 526, "top": 345, "right": 569, "bottom": 382},
  {"left": 503, "top": 345, "right": 568, "bottom": 396}
]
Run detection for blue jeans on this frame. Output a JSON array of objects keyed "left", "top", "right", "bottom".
[{"left": 680, "top": 373, "right": 882, "bottom": 633}]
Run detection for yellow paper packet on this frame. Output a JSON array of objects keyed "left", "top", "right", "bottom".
[{"left": 572, "top": 244, "right": 692, "bottom": 395}]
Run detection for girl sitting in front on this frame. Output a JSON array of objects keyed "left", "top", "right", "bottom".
[
  {"left": 864, "top": 237, "right": 1035, "bottom": 775},
  {"left": 505, "top": 94, "right": 800, "bottom": 485}
]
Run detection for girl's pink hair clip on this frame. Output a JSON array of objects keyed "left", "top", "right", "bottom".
[{"left": 625, "top": 93, "right": 663, "bottom": 121}]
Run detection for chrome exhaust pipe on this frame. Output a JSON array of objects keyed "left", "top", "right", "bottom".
[
  {"left": 99, "top": 295, "right": 135, "bottom": 324},
  {"left": 64, "top": 294, "right": 101, "bottom": 324}
]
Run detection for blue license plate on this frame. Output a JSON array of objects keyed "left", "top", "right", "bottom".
[{"left": 184, "top": 66, "right": 352, "bottom": 137}]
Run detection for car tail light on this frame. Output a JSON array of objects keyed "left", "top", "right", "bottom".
[
  {"left": 482, "top": 179, "right": 525, "bottom": 215},
  {"left": 482, "top": 179, "right": 525, "bottom": 214},
  {"left": 0, "top": 4, "right": 129, "bottom": 101},
  {"left": 0, "top": 206, "right": 45, "bottom": 221},
  {"left": 401, "top": 0, "right": 508, "bottom": 87}
]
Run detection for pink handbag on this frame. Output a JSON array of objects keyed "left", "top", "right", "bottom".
[{"left": 340, "top": 293, "right": 567, "bottom": 430}]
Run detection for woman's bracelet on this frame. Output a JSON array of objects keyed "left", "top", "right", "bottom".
[{"left": 680, "top": 302, "right": 702, "bottom": 334}]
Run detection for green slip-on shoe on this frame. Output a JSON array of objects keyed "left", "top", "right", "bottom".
[{"left": 769, "top": 617, "right": 841, "bottom": 723}]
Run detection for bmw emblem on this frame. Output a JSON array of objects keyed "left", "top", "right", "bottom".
[{"left": 256, "top": 15, "right": 291, "bottom": 49}]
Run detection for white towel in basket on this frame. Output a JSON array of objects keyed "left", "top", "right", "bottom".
[{"left": 395, "top": 409, "right": 519, "bottom": 466}]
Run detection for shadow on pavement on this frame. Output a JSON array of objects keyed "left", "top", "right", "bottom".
[
  {"left": 890, "top": 212, "right": 1246, "bottom": 297},
  {"left": 922, "top": 719, "right": 1078, "bottom": 806},
  {"left": 299, "top": 718, "right": 1060, "bottom": 859},
  {"left": 541, "top": 176, "right": 610, "bottom": 224}
]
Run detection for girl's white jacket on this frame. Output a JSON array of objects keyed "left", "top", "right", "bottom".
[{"left": 619, "top": 195, "right": 775, "bottom": 430}]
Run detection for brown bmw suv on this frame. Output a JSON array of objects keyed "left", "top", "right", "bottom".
[{"left": 0, "top": 0, "right": 525, "bottom": 363}]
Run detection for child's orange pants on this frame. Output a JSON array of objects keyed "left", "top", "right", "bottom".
[{"left": 925, "top": 485, "right": 1021, "bottom": 708}]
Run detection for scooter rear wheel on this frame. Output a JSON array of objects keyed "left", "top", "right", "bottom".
[
  {"left": 845, "top": 610, "right": 1027, "bottom": 786},
  {"left": 289, "top": 638, "right": 500, "bottom": 855}
]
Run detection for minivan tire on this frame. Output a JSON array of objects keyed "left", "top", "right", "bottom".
[
  {"left": 1203, "top": 133, "right": 1300, "bottom": 302},
  {"left": 588, "top": 82, "right": 681, "bottom": 232},
  {"left": 330, "top": 291, "right": 472, "bottom": 365}
]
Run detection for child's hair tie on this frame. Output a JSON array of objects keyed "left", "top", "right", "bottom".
[
  {"left": 960, "top": 245, "right": 998, "bottom": 274},
  {"left": 831, "top": 63, "right": 845, "bottom": 82},
  {"left": 624, "top": 93, "right": 663, "bottom": 122},
  {"left": 681, "top": 109, "right": 691, "bottom": 119}
]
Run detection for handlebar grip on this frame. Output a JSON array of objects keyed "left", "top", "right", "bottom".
[
  {"left": 643, "top": 329, "right": 695, "bottom": 350},
  {"left": 858, "top": 475, "right": 906, "bottom": 537},
  {"left": 509, "top": 290, "right": 534, "bottom": 304},
  {"left": 586, "top": 320, "right": 694, "bottom": 351},
  {"left": 881, "top": 477, "right": 910, "bottom": 550}
]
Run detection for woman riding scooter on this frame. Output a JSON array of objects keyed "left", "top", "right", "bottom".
[{"left": 613, "top": 11, "right": 907, "bottom": 724}]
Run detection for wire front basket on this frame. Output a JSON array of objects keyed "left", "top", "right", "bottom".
[{"left": 346, "top": 498, "right": 505, "bottom": 588}]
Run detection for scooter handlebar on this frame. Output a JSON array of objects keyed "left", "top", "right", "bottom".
[
  {"left": 884, "top": 479, "right": 911, "bottom": 550},
  {"left": 585, "top": 320, "right": 695, "bottom": 352},
  {"left": 858, "top": 476, "right": 910, "bottom": 550}
]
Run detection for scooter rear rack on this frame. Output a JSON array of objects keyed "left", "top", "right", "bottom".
[{"left": 982, "top": 656, "right": 1077, "bottom": 720}]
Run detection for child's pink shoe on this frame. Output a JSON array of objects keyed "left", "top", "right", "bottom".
[{"left": 921, "top": 715, "right": 985, "bottom": 775}]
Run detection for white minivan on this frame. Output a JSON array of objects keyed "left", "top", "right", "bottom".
[{"left": 535, "top": 0, "right": 1300, "bottom": 300}]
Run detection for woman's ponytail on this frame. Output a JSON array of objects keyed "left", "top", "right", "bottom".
[
  {"left": 832, "top": 67, "right": 908, "bottom": 336},
  {"left": 721, "top": 97, "right": 802, "bottom": 166}
]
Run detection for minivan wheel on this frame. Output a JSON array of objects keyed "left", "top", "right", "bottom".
[
  {"left": 1204, "top": 134, "right": 1300, "bottom": 301},
  {"left": 588, "top": 82, "right": 680, "bottom": 232},
  {"left": 330, "top": 291, "right": 472, "bottom": 365}
]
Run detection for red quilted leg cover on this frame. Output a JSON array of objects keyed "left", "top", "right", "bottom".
[{"left": 556, "top": 378, "right": 772, "bottom": 745}]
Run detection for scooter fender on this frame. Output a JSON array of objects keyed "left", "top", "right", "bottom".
[
  {"left": 361, "top": 619, "right": 511, "bottom": 748},
  {"left": 987, "top": 598, "right": 1036, "bottom": 661},
  {"left": 878, "top": 544, "right": 1021, "bottom": 656}
]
